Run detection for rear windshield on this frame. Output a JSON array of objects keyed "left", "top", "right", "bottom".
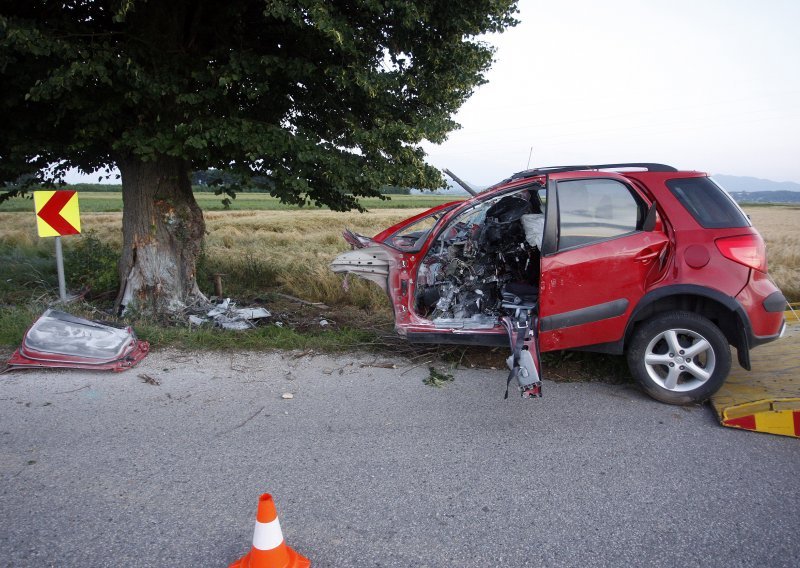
[{"left": 666, "top": 177, "right": 750, "bottom": 229}]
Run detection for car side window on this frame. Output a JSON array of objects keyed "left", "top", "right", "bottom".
[{"left": 557, "top": 179, "right": 642, "bottom": 251}]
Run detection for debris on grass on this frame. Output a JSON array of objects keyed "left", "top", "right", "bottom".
[
  {"left": 423, "top": 367, "right": 455, "bottom": 388},
  {"left": 234, "top": 307, "right": 271, "bottom": 320},
  {"left": 188, "top": 298, "right": 272, "bottom": 330}
]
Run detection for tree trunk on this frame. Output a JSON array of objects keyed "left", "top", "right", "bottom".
[{"left": 114, "top": 155, "right": 206, "bottom": 315}]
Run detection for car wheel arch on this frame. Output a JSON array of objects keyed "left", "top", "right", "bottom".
[{"left": 622, "top": 285, "right": 751, "bottom": 370}]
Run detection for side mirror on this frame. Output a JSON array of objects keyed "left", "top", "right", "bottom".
[{"left": 642, "top": 203, "right": 658, "bottom": 231}]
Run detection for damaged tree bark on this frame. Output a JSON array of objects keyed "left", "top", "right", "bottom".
[{"left": 114, "top": 156, "right": 207, "bottom": 315}]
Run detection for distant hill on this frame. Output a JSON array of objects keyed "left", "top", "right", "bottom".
[
  {"left": 713, "top": 174, "right": 800, "bottom": 193},
  {"left": 727, "top": 190, "right": 800, "bottom": 204},
  {"left": 712, "top": 174, "right": 800, "bottom": 204}
]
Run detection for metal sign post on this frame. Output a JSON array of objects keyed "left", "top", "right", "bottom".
[{"left": 54, "top": 236, "right": 67, "bottom": 301}]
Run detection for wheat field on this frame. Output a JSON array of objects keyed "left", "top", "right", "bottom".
[{"left": 0, "top": 204, "right": 797, "bottom": 307}]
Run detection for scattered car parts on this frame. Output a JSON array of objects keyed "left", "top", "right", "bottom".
[{"left": 189, "top": 298, "right": 272, "bottom": 330}]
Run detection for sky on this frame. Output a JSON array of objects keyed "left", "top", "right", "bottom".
[
  {"left": 422, "top": 0, "right": 800, "bottom": 186},
  {"left": 66, "top": 0, "right": 800, "bottom": 186}
]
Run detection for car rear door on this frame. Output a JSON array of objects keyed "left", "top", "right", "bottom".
[{"left": 538, "top": 176, "right": 669, "bottom": 352}]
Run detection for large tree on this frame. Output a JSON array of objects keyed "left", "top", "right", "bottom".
[{"left": 0, "top": 0, "right": 518, "bottom": 313}]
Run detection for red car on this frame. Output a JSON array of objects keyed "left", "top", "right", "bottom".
[{"left": 331, "top": 163, "right": 787, "bottom": 404}]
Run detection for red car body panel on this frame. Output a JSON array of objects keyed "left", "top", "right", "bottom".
[
  {"left": 737, "top": 269, "right": 785, "bottom": 338},
  {"left": 538, "top": 229, "right": 670, "bottom": 351},
  {"left": 372, "top": 201, "right": 461, "bottom": 244}
]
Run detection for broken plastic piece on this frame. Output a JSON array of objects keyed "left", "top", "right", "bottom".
[
  {"left": 6, "top": 309, "right": 149, "bottom": 372},
  {"left": 521, "top": 382, "right": 542, "bottom": 398},
  {"left": 207, "top": 298, "right": 232, "bottom": 317}
]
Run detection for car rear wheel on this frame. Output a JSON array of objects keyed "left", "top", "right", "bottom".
[{"left": 626, "top": 311, "right": 731, "bottom": 405}]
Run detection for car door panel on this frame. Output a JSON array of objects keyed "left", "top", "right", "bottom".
[{"left": 539, "top": 177, "right": 669, "bottom": 352}]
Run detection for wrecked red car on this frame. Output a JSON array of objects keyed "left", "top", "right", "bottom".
[{"left": 331, "top": 163, "right": 786, "bottom": 404}]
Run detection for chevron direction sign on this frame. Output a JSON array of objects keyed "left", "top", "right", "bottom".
[{"left": 33, "top": 191, "right": 81, "bottom": 237}]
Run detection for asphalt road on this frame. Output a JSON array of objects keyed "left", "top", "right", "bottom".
[{"left": 1, "top": 346, "right": 798, "bottom": 567}]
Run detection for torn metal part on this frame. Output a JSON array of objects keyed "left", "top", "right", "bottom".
[
  {"left": 502, "top": 294, "right": 542, "bottom": 399},
  {"left": 342, "top": 228, "right": 373, "bottom": 249},
  {"left": 6, "top": 309, "right": 149, "bottom": 372},
  {"left": 330, "top": 245, "right": 394, "bottom": 293}
]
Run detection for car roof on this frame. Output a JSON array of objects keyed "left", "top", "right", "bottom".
[
  {"left": 505, "top": 162, "right": 678, "bottom": 182},
  {"left": 485, "top": 162, "right": 708, "bottom": 192}
]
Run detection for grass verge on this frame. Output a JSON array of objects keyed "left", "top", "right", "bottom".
[{"left": 0, "top": 302, "right": 383, "bottom": 353}]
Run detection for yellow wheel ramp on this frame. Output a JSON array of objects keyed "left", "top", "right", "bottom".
[{"left": 711, "top": 313, "right": 800, "bottom": 438}]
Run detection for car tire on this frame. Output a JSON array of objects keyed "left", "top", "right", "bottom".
[{"left": 626, "top": 311, "right": 731, "bottom": 405}]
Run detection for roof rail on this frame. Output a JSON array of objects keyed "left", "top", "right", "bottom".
[{"left": 508, "top": 162, "right": 677, "bottom": 181}]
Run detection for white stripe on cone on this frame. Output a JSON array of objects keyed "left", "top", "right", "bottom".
[{"left": 252, "top": 518, "right": 284, "bottom": 551}]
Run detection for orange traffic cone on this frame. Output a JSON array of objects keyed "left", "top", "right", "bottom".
[{"left": 229, "top": 493, "right": 311, "bottom": 568}]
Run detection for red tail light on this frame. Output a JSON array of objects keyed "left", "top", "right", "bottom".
[{"left": 715, "top": 234, "right": 767, "bottom": 272}]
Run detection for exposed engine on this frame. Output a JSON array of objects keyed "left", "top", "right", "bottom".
[{"left": 415, "top": 192, "right": 543, "bottom": 329}]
